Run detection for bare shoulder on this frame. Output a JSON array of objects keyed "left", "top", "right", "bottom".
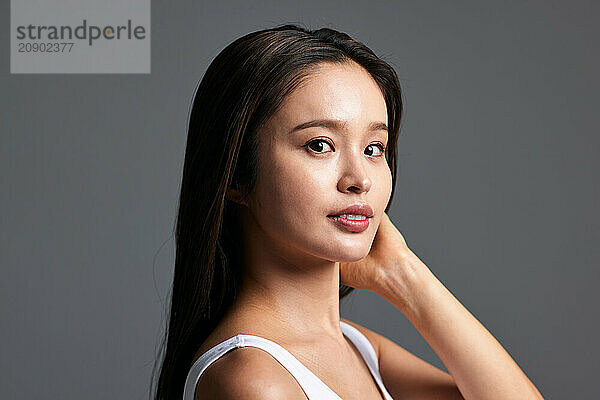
[{"left": 194, "top": 346, "right": 308, "bottom": 400}]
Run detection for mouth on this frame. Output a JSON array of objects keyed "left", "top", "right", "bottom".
[
  {"left": 327, "top": 203, "right": 374, "bottom": 218},
  {"left": 327, "top": 203, "right": 373, "bottom": 233},
  {"left": 327, "top": 214, "right": 371, "bottom": 232}
]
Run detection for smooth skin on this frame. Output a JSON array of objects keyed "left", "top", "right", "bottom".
[{"left": 194, "top": 61, "right": 544, "bottom": 399}]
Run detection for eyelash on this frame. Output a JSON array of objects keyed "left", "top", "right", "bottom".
[{"left": 303, "top": 138, "right": 386, "bottom": 157}]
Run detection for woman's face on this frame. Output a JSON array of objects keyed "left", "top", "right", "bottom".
[{"left": 244, "top": 61, "right": 393, "bottom": 263}]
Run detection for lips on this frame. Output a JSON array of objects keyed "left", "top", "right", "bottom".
[
  {"left": 327, "top": 203, "right": 373, "bottom": 233},
  {"left": 327, "top": 203, "right": 374, "bottom": 218}
]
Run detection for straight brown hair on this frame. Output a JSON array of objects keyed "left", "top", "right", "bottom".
[{"left": 151, "top": 23, "right": 404, "bottom": 399}]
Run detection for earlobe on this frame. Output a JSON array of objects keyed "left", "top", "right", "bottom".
[{"left": 226, "top": 187, "right": 248, "bottom": 207}]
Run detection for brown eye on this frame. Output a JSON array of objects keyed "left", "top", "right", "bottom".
[
  {"left": 305, "top": 139, "right": 334, "bottom": 154},
  {"left": 365, "top": 143, "right": 386, "bottom": 157}
]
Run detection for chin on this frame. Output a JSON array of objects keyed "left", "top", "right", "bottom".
[{"left": 324, "top": 243, "right": 371, "bottom": 263}]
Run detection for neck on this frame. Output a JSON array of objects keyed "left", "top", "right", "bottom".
[{"left": 230, "top": 206, "right": 344, "bottom": 342}]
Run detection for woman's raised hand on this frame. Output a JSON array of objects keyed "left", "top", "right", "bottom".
[{"left": 339, "top": 212, "right": 415, "bottom": 293}]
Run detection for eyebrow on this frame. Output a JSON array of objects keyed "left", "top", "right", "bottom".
[{"left": 289, "top": 119, "right": 388, "bottom": 135}]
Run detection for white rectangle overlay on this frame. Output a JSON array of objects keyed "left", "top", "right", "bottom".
[{"left": 11, "top": 0, "right": 150, "bottom": 74}]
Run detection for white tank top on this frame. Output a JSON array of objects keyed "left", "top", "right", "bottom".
[{"left": 183, "top": 320, "right": 395, "bottom": 399}]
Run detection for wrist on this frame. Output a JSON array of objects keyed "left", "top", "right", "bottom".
[{"left": 375, "top": 250, "right": 440, "bottom": 321}]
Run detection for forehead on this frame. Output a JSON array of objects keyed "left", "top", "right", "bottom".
[{"left": 270, "top": 62, "right": 388, "bottom": 131}]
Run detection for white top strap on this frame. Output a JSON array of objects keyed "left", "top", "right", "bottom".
[
  {"left": 183, "top": 320, "right": 395, "bottom": 400},
  {"left": 340, "top": 321, "right": 395, "bottom": 400},
  {"left": 183, "top": 332, "right": 343, "bottom": 399}
]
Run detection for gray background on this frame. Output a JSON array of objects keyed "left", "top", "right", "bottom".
[{"left": 1, "top": 1, "right": 598, "bottom": 399}]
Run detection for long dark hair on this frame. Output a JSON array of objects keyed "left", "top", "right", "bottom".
[{"left": 151, "top": 23, "right": 404, "bottom": 399}]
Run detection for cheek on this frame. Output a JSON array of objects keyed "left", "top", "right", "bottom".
[
  {"left": 381, "top": 165, "right": 393, "bottom": 204},
  {"left": 373, "top": 165, "right": 393, "bottom": 219},
  {"left": 253, "top": 149, "right": 332, "bottom": 232}
]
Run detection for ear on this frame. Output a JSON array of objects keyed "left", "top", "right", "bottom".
[{"left": 226, "top": 187, "right": 248, "bottom": 207}]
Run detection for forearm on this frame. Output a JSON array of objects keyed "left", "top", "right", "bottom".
[{"left": 376, "top": 251, "right": 544, "bottom": 400}]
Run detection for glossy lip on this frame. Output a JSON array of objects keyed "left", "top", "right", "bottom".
[
  {"left": 327, "top": 215, "right": 370, "bottom": 232},
  {"left": 326, "top": 203, "right": 373, "bottom": 233},
  {"left": 327, "top": 203, "right": 374, "bottom": 218}
]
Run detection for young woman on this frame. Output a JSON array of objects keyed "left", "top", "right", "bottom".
[{"left": 152, "top": 24, "right": 544, "bottom": 400}]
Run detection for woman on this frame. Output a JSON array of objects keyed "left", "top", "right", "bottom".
[{"left": 152, "top": 24, "right": 544, "bottom": 399}]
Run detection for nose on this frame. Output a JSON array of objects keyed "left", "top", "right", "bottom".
[{"left": 337, "top": 151, "right": 372, "bottom": 194}]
